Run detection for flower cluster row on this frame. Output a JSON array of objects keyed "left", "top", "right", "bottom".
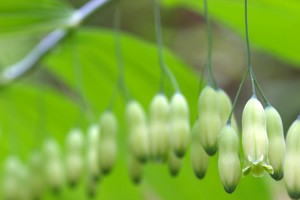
[
  {"left": 2, "top": 85, "right": 300, "bottom": 199},
  {"left": 2, "top": 112, "right": 118, "bottom": 199}
]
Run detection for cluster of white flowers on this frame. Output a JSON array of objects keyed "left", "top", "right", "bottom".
[
  {"left": 2, "top": 86, "right": 299, "bottom": 199},
  {"left": 2, "top": 111, "right": 118, "bottom": 199},
  {"left": 126, "top": 92, "right": 190, "bottom": 183}
]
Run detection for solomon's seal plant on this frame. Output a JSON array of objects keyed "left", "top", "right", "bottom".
[{"left": 0, "top": 0, "right": 299, "bottom": 199}]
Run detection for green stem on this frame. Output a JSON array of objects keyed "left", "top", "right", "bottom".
[
  {"left": 153, "top": 0, "right": 180, "bottom": 93},
  {"left": 245, "top": 0, "right": 256, "bottom": 96},
  {"left": 114, "top": 4, "right": 131, "bottom": 101},
  {"left": 198, "top": 63, "right": 206, "bottom": 95},
  {"left": 204, "top": 0, "right": 218, "bottom": 89},
  {"left": 108, "top": 2, "right": 131, "bottom": 110},
  {"left": 35, "top": 83, "right": 47, "bottom": 149},
  {"left": 227, "top": 68, "right": 249, "bottom": 124},
  {"left": 71, "top": 37, "right": 94, "bottom": 124},
  {"left": 253, "top": 74, "right": 270, "bottom": 105}
]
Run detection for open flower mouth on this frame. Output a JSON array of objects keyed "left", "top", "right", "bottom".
[{"left": 242, "top": 155, "right": 274, "bottom": 177}]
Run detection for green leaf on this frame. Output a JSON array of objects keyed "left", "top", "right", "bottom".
[
  {"left": 0, "top": 0, "right": 74, "bottom": 67},
  {"left": 161, "top": 0, "right": 300, "bottom": 67},
  {"left": 0, "top": 0, "right": 74, "bottom": 37}
]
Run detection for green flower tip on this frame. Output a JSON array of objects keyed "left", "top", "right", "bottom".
[
  {"left": 175, "top": 150, "right": 185, "bottom": 158},
  {"left": 242, "top": 155, "right": 274, "bottom": 177},
  {"left": 205, "top": 146, "right": 218, "bottom": 156},
  {"left": 287, "top": 190, "right": 300, "bottom": 200},
  {"left": 132, "top": 176, "right": 142, "bottom": 185},
  {"left": 271, "top": 171, "right": 283, "bottom": 181},
  {"left": 195, "top": 171, "right": 206, "bottom": 180},
  {"left": 224, "top": 185, "right": 237, "bottom": 194}
]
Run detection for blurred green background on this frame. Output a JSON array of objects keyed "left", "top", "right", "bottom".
[{"left": 0, "top": 0, "right": 299, "bottom": 199}]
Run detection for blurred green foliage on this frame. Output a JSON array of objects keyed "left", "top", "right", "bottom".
[{"left": 161, "top": 0, "right": 300, "bottom": 66}]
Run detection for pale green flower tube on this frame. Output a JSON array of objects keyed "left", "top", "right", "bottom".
[
  {"left": 65, "top": 128, "right": 84, "bottom": 186},
  {"left": 197, "top": 86, "right": 222, "bottom": 156},
  {"left": 129, "top": 124, "right": 149, "bottom": 163},
  {"left": 191, "top": 119, "right": 209, "bottom": 179},
  {"left": 265, "top": 105, "right": 285, "bottom": 180},
  {"left": 218, "top": 124, "right": 240, "bottom": 193},
  {"left": 99, "top": 111, "right": 118, "bottom": 174},
  {"left": 284, "top": 116, "right": 300, "bottom": 199},
  {"left": 149, "top": 94, "right": 170, "bottom": 162},
  {"left": 28, "top": 152, "right": 44, "bottom": 199},
  {"left": 126, "top": 101, "right": 149, "bottom": 163},
  {"left": 3, "top": 156, "right": 22, "bottom": 200},
  {"left": 242, "top": 97, "right": 273, "bottom": 177},
  {"left": 168, "top": 151, "right": 182, "bottom": 177},
  {"left": 87, "top": 124, "right": 100, "bottom": 180},
  {"left": 128, "top": 154, "right": 143, "bottom": 184},
  {"left": 216, "top": 89, "right": 239, "bottom": 132},
  {"left": 170, "top": 93, "right": 190, "bottom": 158},
  {"left": 43, "top": 139, "right": 65, "bottom": 192}
]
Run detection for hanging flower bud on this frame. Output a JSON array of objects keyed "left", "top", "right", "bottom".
[
  {"left": 43, "top": 138, "right": 60, "bottom": 159},
  {"left": 191, "top": 120, "right": 209, "bottom": 179},
  {"left": 99, "top": 111, "right": 118, "bottom": 174},
  {"left": 100, "top": 111, "right": 118, "bottom": 140},
  {"left": 126, "top": 101, "right": 149, "bottom": 163},
  {"left": 126, "top": 101, "right": 147, "bottom": 128},
  {"left": 150, "top": 94, "right": 170, "bottom": 122},
  {"left": 18, "top": 164, "right": 30, "bottom": 200},
  {"left": 149, "top": 122, "right": 169, "bottom": 162},
  {"left": 128, "top": 154, "right": 143, "bottom": 184},
  {"left": 170, "top": 120, "right": 190, "bottom": 158},
  {"left": 149, "top": 94, "right": 170, "bottom": 162},
  {"left": 168, "top": 151, "right": 182, "bottom": 177},
  {"left": 265, "top": 105, "right": 285, "bottom": 180},
  {"left": 170, "top": 93, "right": 190, "bottom": 158},
  {"left": 87, "top": 124, "right": 100, "bottom": 180},
  {"left": 284, "top": 116, "right": 300, "bottom": 199},
  {"left": 43, "top": 139, "right": 65, "bottom": 193},
  {"left": 216, "top": 89, "right": 239, "bottom": 132},
  {"left": 129, "top": 125, "right": 149, "bottom": 163},
  {"left": 197, "top": 86, "right": 222, "bottom": 155},
  {"left": 99, "top": 138, "right": 117, "bottom": 174},
  {"left": 242, "top": 97, "right": 273, "bottom": 177},
  {"left": 28, "top": 152, "right": 44, "bottom": 199},
  {"left": 3, "top": 156, "right": 22, "bottom": 200},
  {"left": 170, "top": 93, "right": 189, "bottom": 119},
  {"left": 66, "top": 128, "right": 84, "bottom": 153},
  {"left": 88, "top": 124, "right": 100, "bottom": 147},
  {"left": 218, "top": 124, "right": 240, "bottom": 194},
  {"left": 66, "top": 128, "right": 84, "bottom": 186},
  {"left": 66, "top": 154, "right": 84, "bottom": 187},
  {"left": 87, "top": 148, "right": 100, "bottom": 181},
  {"left": 86, "top": 177, "right": 98, "bottom": 198}
]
